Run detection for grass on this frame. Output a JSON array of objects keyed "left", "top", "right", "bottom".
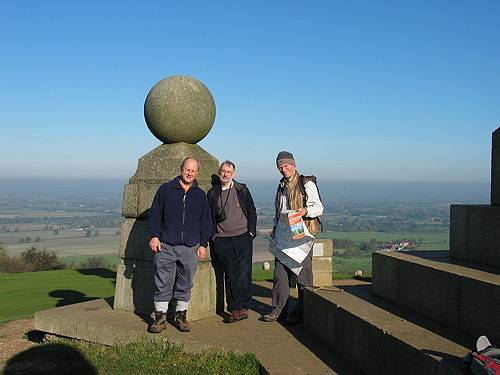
[
  {"left": 333, "top": 256, "right": 372, "bottom": 278},
  {"left": 252, "top": 256, "right": 372, "bottom": 281},
  {"left": 22, "top": 339, "right": 264, "bottom": 375},
  {"left": 0, "top": 269, "right": 116, "bottom": 324},
  {"left": 252, "top": 262, "right": 274, "bottom": 281}
]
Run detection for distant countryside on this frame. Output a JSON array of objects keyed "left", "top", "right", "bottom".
[{"left": 0, "top": 178, "right": 476, "bottom": 279}]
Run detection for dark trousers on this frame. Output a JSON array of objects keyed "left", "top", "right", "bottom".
[
  {"left": 212, "top": 232, "right": 253, "bottom": 312},
  {"left": 272, "top": 252, "right": 313, "bottom": 318}
]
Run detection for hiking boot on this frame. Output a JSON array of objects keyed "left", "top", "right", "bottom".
[
  {"left": 175, "top": 310, "right": 190, "bottom": 332},
  {"left": 148, "top": 311, "right": 167, "bottom": 333},
  {"left": 224, "top": 310, "right": 245, "bottom": 323},
  {"left": 240, "top": 309, "right": 249, "bottom": 320},
  {"left": 261, "top": 309, "right": 280, "bottom": 322}
]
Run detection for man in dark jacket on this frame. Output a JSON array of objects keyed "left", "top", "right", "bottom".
[
  {"left": 207, "top": 160, "right": 257, "bottom": 323},
  {"left": 148, "top": 157, "right": 212, "bottom": 333}
]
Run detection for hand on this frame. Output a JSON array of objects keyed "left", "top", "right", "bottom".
[
  {"left": 197, "top": 246, "right": 207, "bottom": 260},
  {"left": 149, "top": 237, "right": 161, "bottom": 253},
  {"left": 297, "top": 207, "right": 308, "bottom": 217}
]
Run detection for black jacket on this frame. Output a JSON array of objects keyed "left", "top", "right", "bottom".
[
  {"left": 149, "top": 177, "right": 213, "bottom": 247},
  {"left": 207, "top": 179, "right": 257, "bottom": 237}
]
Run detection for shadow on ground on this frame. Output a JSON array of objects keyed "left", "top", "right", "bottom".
[
  {"left": 49, "top": 290, "right": 102, "bottom": 307},
  {"left": 252, "top": 281, "right": 364, "bottom": 375},
  {"left": 76, "top": 268, "right": 116, "bottom": 280},
  {"left": 3, "top": 343, "right": 97, "bottom": 375}
]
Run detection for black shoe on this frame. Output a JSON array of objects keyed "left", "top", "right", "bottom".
[
  {"left": 175, "top": 310, "right": 190, "bottom": 332},
  {"left": 148, "top": 311, "right": 167, "bottom": 333}
]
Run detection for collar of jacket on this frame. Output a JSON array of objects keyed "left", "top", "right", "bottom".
[
  {"left": 214, "top": 179, "right": 244, "bottom": 191},
  {"left": 170, "top": 176, "right": 199, "bottom": 190}
]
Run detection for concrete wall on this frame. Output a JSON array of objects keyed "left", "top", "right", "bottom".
[
  {"left": 372, "top": 251, "right": 500, "bottom": 344},
  {"left": 450, "top": 204, "right": 500, "bottom": 268}
]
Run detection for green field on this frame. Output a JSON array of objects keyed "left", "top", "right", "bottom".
[
  {"left": 318, "top": 231, "right": 449, "bottom": 250},
  {"left": 0, "top": 228, "right": 120, "bottom": 256},
  {"left": 333, "top": 256, "right": 372, "bottom": 278},
  {"left": 0, "top": 269, "right": 116, "bottom": 324}
]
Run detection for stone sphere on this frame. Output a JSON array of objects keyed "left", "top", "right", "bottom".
[{"left": 144, "top": 76, "right": 216, "bottom": 144}]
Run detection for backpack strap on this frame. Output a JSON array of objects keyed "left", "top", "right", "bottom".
[{"left": 299, "top": 175, "right": 324, "bottom": 232}]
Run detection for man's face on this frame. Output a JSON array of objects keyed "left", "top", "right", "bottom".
[
  {"left": 181, "top": 159, "right": 199, "bottom": 185},
  {"left": 219, "top": 164, "right": 235, "bottom": 185},
  {"left": 278, "top": 163, "right": 296, "bottom": 179}
]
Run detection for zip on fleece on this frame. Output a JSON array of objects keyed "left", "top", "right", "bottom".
[{"left": 181, "top": 192, "right": 186, "bottom": 240}]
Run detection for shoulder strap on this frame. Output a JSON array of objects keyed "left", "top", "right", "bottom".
[{"left": 299, "top": 175, "right": 324, "bottom": 232}]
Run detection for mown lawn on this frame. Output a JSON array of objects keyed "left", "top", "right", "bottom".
[
  {"left": 3, "top": 339, "right": 264, "bottom": 375},
  {"left": 0, "top": 269, "right": 116, "bottom": 324}
]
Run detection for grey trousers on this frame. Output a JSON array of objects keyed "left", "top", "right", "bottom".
[
  {"left": 154, "top": 242, "right": 198, "bottom": 303},
  {"left": 272, "top": 252, "right": 313, "bottom": 316}
]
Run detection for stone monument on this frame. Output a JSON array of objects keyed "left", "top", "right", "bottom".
[{"left": 113, "top": 75, "right": 219, "bottom": 321}]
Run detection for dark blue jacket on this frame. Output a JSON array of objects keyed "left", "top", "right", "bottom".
[{"left": 149, "top": 177, "right": 213, "bottom": 247}]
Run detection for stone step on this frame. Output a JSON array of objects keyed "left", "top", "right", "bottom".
[
  {"left": 372, "top": 250, "right": 500, "bottom": 344},
  {"left": 304, "top": 282, "right": 473, "bottom": 375}
]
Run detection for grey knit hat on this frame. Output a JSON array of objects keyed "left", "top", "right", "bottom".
[{"left": 276, "top": 151, "right": 296, "bottom": 168}]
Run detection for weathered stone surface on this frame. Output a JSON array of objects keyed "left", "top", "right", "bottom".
[
  {"left": 372, "top": 251, "right": 398, "bottom": 302},
  {"left": 491, "top": 146, "right": 500, "bottom": 205},
  {"left": 311, "top": 241, "right": 333, "bottom": 286},
  {"left": 492, "top": 127, "right": 500, "bottom": 148},
  {"left": 304, "top": 287, "right": 470, "bottom": 375},
  {"left": 130, "top": 143, "right": 218, "bottom": 185},
  {"left": 460, "top": 277, "right": 500, "bottom": 345},
  {"left": 374, "top": 252, "right": 460, "bottom": 327},
  {"left": 312, "top": 257, "right": 332, "bottom": 273},
  {"left": 119, "top": 218, "right": 152, "bottom": 260},
  {"left": 467, "top": 205, "right": 500, "bottom": 268},
  {"left": 450, "top": 204, "right": 500, "bottom": 268},
  {"left": 144, "top": 76, "right": 216, "bottom": 144},
  {"left": 449, "top": 205, "right": 468, "bottom": 260},
  {"left": 372, "top": 250, "right": 500, "bottom": 342},
  {"left": 114, "top": 256, "right": 216, "bottom": 321},
  {"left": 397, "top": 258, "right": 459, "bottom": 328},
  {"left": 312, "top": 239, "right": 333, "bottom": 257},
  {"left": 312, "top": 271, "right": 333, "bottom": 287},
  {"left": 114, "top": 259, "right": 155, "bottom": 314},
  {"left": 124, "top": 144, "right": 219, "bottom": 218}
]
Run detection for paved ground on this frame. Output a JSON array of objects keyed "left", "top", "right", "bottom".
[
  {"left": 30, "top": 280, "right": 362, "bottom": 374},
  {"left": 0, "top": 319, "right": 36, "bottom": 364}
]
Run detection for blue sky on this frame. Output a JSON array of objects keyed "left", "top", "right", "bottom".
[{"left": 1, "top": 1, "right": 499, "bottom": 182}]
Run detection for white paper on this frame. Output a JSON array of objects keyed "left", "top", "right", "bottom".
[{"left": 269, "top": 211, "right": 314, "bottom": 276}]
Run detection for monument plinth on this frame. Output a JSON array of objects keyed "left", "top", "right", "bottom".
[{"left": 113, "top": 76, "right": 219, "bottom": 321}]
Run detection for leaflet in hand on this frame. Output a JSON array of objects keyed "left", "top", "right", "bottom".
[{"left": 288, "top": 210, "right": 305, "bottom": 240}]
